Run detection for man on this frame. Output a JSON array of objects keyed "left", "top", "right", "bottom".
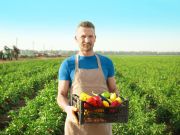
[{"left": 57, "top": 21, "right": 118, "bottom": 135}]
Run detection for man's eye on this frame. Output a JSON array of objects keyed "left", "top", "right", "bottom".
[
  {"left": 89, "top": 35, "right": 93, "bottom": 38},
  {"left": 81, "top": 36, "right": 86, "bottom": 38}
]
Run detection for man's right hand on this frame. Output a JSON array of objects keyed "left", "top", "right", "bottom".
[{"left": 65, "top": 106, "right": 79, "bottom": 124}]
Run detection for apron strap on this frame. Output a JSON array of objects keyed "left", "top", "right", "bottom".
[
  {"left": 70, "top": 54, "right": 79, "bottom": 105},
  {"left": 95, "top": 54, "right": 103, "bottom": 71},
  {"left": 75, "top": 54, "right": 79, "bottom": 71}
]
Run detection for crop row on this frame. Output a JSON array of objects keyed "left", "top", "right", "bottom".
[
  {"left": 113, "top": 56, "right": 180, "bottom": 134},
  {"left": 0, "top": 56, "right": 179, "bottom": 135},
  {"left": 0, "top": 59, "right": 62, "bottom": 115},
  {"left": 0, "top": 80, "right": 65, "bottom": 135}
]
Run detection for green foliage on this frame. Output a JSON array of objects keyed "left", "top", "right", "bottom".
[
  {"left": 113, "top": 55, "right": 180, "bottom": 135},
  {"left": 0, "top": 56, "right": 179, "bottom": 135}
]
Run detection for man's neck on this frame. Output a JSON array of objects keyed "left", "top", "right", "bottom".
[{"left": 78, "top": 51, "right": 95, "bottom": 56}]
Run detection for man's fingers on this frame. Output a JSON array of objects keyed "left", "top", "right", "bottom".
[
  {"left": 72, "top": 106, "right": 78, "bottom": 112},
  {"left": 65, "top": 106, "right": 78, "bottom": 113},
  {"left": 73, "top": 114, "right": 79, "bottom": 124},
  {"left": 65, "top": 106, "right": 79, "bottom": 124}
]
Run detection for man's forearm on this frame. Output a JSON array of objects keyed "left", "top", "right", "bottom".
[{"left": 57, "top": 94, "right": 70, "bottom": 112}]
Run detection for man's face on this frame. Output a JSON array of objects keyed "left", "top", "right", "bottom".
[{"left": 75, "top": 26, "right": 96, "bottom": 52}]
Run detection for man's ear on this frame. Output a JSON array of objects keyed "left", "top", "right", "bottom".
[{"left": 74, "top": 36, "right": 79, "bottom": 43}]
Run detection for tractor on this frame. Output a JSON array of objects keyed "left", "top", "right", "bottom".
[{"left": 0, "top": 46, "right": 20, "bottom": 60}]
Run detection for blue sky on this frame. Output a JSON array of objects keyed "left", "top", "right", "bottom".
[{"left": 0, "top": 0, "right": 180, "bottom": 51}]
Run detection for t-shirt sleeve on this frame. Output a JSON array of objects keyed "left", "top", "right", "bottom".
[
  {"left": 58, "top": 60, "right": 70, "bottom": 80},
  {"left": 107, "top": 59, "right": 115, "bottom": 77}
]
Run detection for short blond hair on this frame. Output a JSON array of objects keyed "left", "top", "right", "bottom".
[{"left": 77, "top": 21, "right": 95, "bottom": 30}]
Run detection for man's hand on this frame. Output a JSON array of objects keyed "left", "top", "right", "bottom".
[{"left": 65, "top": 106, "right": 79, "bottom": 124}]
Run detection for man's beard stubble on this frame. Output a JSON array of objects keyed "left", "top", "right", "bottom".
[{"left": 81, "top": 43, "right": 93, "bottom": 52}]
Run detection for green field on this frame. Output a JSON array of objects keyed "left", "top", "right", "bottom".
[{"left": 0, "top": 56, "right": 179, "bottom": 135}]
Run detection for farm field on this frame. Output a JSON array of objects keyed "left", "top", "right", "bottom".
[{"left": 0, "top": 56, "right": 179, "bottom": 135}]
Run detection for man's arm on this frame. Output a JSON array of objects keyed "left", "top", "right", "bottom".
[
  {"left": 107, "top": 76, "right": 119, "bottom": 95},
  {"left": 57, "top": 80, "right": 70, "bottom": 111},
  {"left": 57, "top": 80, "right": 78, "bottom": 123}
]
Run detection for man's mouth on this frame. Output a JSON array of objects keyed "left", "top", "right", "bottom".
[{"left": 83, "top": 43, "right": 91, "bottom": 46}]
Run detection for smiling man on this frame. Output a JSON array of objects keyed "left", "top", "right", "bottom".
[
  {"left": 57, "top": 21, "right": 118, "bottom": 135},
  {"left": 75, "top": 22, "right": 96, "bottom": 55}
]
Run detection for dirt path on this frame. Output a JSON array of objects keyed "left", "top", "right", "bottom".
[
  {"left": 0, "top": 57, "right": 64, "bottom": 64},
  {"left": 0, "top": 58, "right": 26, "bottom": 64}
]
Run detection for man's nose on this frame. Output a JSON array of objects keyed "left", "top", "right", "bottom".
[{"left": 84, "top": 37, "right": 90, "bottom": 43}]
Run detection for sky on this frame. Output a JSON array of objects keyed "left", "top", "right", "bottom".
[{"left": 0, "top": 0, "right": 180, "bottom": 52}]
